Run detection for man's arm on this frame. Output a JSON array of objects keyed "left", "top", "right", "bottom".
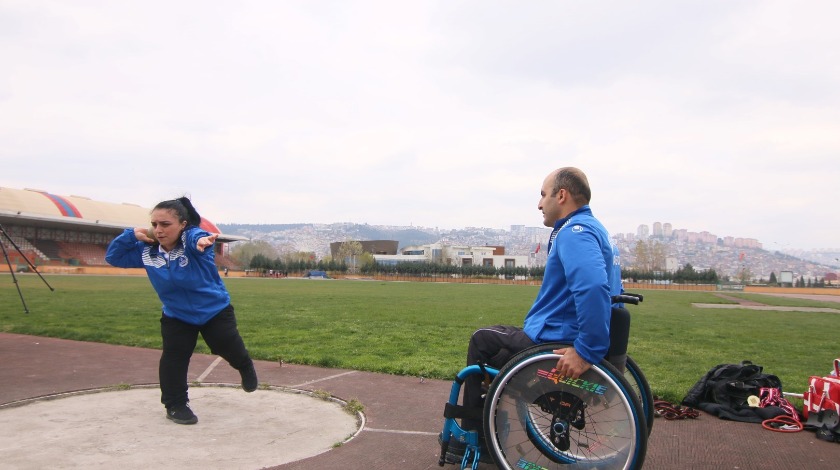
[{"left": 553, "top": 226, "right": 611, "bottom": 377}]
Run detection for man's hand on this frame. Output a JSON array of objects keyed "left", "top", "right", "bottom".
[
  {"left": 197, "top": 233, "right": 218, "bottom": 252},
  {"left": 552, "top": 347, "right": 591, "bottom": 379}
]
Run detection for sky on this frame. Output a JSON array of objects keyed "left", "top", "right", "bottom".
[{"left": 2, "top": 1, "right": 838, "bottom": 251}]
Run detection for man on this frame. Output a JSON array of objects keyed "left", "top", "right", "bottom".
[{"left": 460, "top": 167, "right": 614, "bottom": 436}]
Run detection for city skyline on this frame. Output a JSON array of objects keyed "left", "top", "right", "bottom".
[
  {"left": 224, "top": 219, "right": 825, "bottom": 253},
  {"left": 220, "top": 220, "right": 840, "bottom": 276}
]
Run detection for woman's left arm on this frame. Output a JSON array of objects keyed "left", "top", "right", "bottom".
[{"left": 196, "top": 233, "right": 218, "bottom": 253}]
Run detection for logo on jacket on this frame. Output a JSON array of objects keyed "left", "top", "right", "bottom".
[
  {"left": 572, "top": 225, "right": 583, "bottom": 233},
  {"left": 179, "top": 256, "right": 189, "bottom": 267}
]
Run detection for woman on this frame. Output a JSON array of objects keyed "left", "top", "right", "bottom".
[{"left": 106, "top": 197, "right": 258, "bottom": 425}]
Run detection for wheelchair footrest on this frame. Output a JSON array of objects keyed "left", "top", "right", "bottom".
[{"left": 439, "top": 430, "right": 492, "bottom": 469}]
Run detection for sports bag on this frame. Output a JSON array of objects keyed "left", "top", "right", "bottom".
[
  {"left": 803, "top": 359, "right": 840, "bottom": 440},
  {"left": 682, "top": 360, "right": 785, "bottom": 423}
]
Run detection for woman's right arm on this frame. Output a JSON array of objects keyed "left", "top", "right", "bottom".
[{"left": 105, "top": 228, "right": 147, "bottom": 268}]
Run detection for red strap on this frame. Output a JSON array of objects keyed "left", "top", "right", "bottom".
[
  {"left": 759, "top": 387, "right": 799, "bottom": 421},
  {"left": 654, "top": 400, "right": 700, "bottom": 420},
  {"left": 758, "top": 387, "right": 802, "bottom": 432},
  {"left": 762, "top": 415, "right": 803, "bottom": 433}
]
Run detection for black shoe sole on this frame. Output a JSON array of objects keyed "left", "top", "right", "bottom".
[
  {"left": 166, "top": 415, "right": 198, "bottom": 425},
  {"left": 166, "top": 413, "right": 198, "bottom": 425}
]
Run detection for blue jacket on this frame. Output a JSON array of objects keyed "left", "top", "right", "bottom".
[
  {"left": 523, "top": 206, "right": 613, "bottom": 365},
  {"left": 105, "top": 227, "right": 230, "bottom": 325}
]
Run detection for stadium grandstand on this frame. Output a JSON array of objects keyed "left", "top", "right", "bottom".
[{"left": 0, "top": 187, "right": 245, "bottom": 273}]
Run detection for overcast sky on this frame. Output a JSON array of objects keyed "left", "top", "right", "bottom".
[{"left": 2, "top": 1, "right": 838, "bottom": 250}]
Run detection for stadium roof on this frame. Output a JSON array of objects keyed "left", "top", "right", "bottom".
[{"left": 0, "top": 187, "right": 247, "bottom": 243}]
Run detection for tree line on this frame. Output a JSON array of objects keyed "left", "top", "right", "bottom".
[
  {"left": 621, "top": 263, "right": 719, "bottom": 284},
  {"left": 766, "top": 272, "right": 828, "bottom": 287},
  {"left": 245, "top": 254, "right": 546, "bottom": 279},
  {"left": 232, "top": 241, "right": 831, "bottom": 287}
]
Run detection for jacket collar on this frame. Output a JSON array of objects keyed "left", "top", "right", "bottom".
[{"left": 547, "top": 205, "right": 591, "bottom": 253}]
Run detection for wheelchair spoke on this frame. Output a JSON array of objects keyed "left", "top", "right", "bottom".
[{"left": 483, "top": 345, "right": 646, "bottom": 470}]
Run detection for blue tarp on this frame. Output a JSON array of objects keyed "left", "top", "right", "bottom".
[{"left": 303, "top": 270, "right": 329, "bottom": 278}]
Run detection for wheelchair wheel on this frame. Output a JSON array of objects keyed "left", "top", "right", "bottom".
[
  {"left": 483, "top": 344, "right": 647, "bottom": 469},
  {"left": 624, "top": 356, "right": 654, "bottom": 436}
]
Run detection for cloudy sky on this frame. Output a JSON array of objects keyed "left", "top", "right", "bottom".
[{"left": 2, "top": 1, "right": 838, "bottom": 250}]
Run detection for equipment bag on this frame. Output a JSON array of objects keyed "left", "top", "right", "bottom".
[
  {"left": 682, "top": 360, "right": 786, "bottom": 423},
  {"left": 803, "top": 359, "right": 840, "bottom": 441}
]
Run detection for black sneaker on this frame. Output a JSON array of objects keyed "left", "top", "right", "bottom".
[
  {"left": 439, "top": 433, "right": 493, "bottom": 465},
  {"left": 240, "top": 362, "right": 258, "bottom": 392},
  {"left": 166, "top": 404, "right": 198, "bottom": 425}
]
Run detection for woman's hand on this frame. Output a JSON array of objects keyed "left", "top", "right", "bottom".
[
  {"left": 134, "top": 227, "right": 156, "bottom": 244},
  {"left": 197, "top": 233, "right": 218, "bottom": 252}
]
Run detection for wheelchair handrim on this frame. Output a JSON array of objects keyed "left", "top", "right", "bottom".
[{"left": 485, "top": 351, "right": 643, "bottom": 470}]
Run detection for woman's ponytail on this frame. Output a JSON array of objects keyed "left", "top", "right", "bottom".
[
  {"left": 176, "top": 197, "right": 202, "bottom": 227},
  {"left": 153, "top": 196, "right": 202, "bottom": 227}
]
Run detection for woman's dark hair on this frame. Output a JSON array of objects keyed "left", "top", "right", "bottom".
[{"left": 154, "top": 197, "right": 202, "bottom": 227}]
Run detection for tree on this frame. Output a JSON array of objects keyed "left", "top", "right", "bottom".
[
  {"left": 283, "top": 251, "right": 317, "bottom": 264},
  {"left": 335, "top": 240, "right": 364, "bottom": 273},
  {"left": 633, "top": 241, "right": 650, "bottom": 271},
  {"left": 249, "top": 253, "right": 273, "bottom": 272},
  {"left": 280, "top": 251, "right": 318, "bottom": 274},
  {"left": 737, "top": 267, "right": 752, "bottom": 285},
  {"left": 768, "top": 272, "right": 777, "bottom": 285},
  {"left": 673, "top": 263, "right": 695, "bottom": 283},
  {"left": 358, "top": 252, "right": 376, "bottom": 270},
  {"left": 230, "top": 241, "right": 277, "bottom": 267},
  {"left": 651, "top": 242, "right": 667, "bottom": 271},
  {"left": 632, "top": 240, "right": 667, "bottom": 271}
]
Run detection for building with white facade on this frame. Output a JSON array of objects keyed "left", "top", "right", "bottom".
[{"left": 373, "top": 242, "right": 530, "bottom": 270}]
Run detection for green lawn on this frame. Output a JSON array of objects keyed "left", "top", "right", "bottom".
[{"left": 2, "top": 274, "right": 839, "bottom": 403}]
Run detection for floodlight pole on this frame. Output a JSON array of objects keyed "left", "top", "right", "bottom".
[{"left": 0, "top": 223, "right": 55, "bottom": 314}]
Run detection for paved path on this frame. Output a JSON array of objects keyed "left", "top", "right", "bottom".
[
  {"left": 694, "top": 293, "right": 840, "bottom": 313},
  {"left": 3, "top": 332, "right": 840, "bottom": 469}
]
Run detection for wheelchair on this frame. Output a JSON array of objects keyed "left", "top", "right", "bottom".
[{"left": 438, "top": 294, "right": 652, "bottom": 470}]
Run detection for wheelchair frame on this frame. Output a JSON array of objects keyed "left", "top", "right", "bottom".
[
  {"left": 439, "top": 346, "right": 649, "bottom": 469},
  {"left": 439, "top": 293, "right": 652, "bottom": 469}
]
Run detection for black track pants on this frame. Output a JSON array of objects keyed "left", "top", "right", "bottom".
[
  {"left": 462, "top": 325, "right": 536, "bottom": 432},
  {"left": 159, "top": 304, "right": 252, "bottom": 408}
]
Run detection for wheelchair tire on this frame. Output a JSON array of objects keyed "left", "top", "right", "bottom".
[
  {"left": 483, "top": 344, "right": 647, "bottom": 469},
  {"left": 624, "top": 356, "right": 654, "bottom": 436}
]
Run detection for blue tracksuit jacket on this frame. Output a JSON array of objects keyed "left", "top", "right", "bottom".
[
  {"left": 105, "top": 226, "right": 230, "bottom": 325},
  {"left": 522, "top": 205, "right": 613, "bottom": 365}
]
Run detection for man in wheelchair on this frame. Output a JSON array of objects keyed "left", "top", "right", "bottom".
[{"left": 443, "top": 167, "right": 619, "bottom": 465}]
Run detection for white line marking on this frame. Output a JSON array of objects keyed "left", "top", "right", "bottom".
[
  {"left": 365, "top": 428, "right": 438, "bottom": 436},
  {"left": 288, "top": 370, "right": 358, "bottom": 388},
  {"left": 196, "top": 356, "right": 223, "bottom": 383}
]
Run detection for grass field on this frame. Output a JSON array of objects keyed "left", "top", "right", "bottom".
[{"left": 2, "top": 274, "right": 839, "bottom": 403}]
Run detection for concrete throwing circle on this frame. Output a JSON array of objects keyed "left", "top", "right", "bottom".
[{"left": 0, "top": 384, "right": 361, "bottom": 469}]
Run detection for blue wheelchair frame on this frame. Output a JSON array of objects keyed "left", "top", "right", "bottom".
[
  {"left": 439, "top": 294, "right": 651, "bottom": 469},
  {"left": 439, "top": 364, "right": 499, "bottom": 469},
  {"left": 439, "top": 355, "right": 648, "bottom": 469}
]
